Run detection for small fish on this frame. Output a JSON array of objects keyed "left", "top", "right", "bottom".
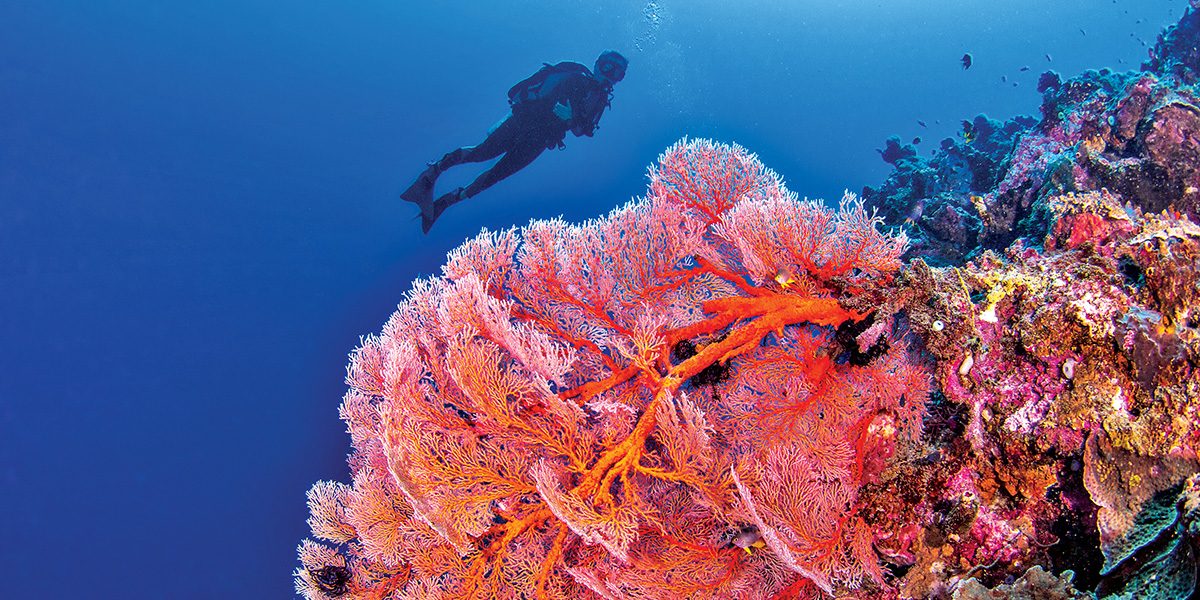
[
  {"left": 1079, "top": 28, "right": 1086, "bottom": 36},
  {"left": 727, "top": 526, "right": 766, "bottom": 554},
  {"left": 774, "top": 267, "right": 796, "bottom": 290},
  {"left": 1001, "top": 75, "right": 1008, "bottom": 83},
  {"left": 1019, "top": 65, "right": 1030, "bottom": 71},
  {"left": 970, "top": 195, "right": 988, "bottom": 216},
  {"left": 903, "top": 198, "right": 926, "bottom": 225},
  {"left": 914, "top": 449, "right": 943, "bottom": 466},
  {"left": 1046, "top": 53, "right": 1053, "bottom": 62},
  {"left": 1012, "top": 81, "right": 1019, "bottom": 87},
  {"left": 961, "top": 53, "right": 973, "bottom": 70},
  {"left": 912, "top": 136, "right": 922, "bottom": 145},
  {"left": 918, "top": 120, "right": 928, "bottom": 128}
]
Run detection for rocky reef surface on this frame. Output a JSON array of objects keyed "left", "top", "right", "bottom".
[{"left": 862, "top": 7, "right": 1200, "bottom": 599}]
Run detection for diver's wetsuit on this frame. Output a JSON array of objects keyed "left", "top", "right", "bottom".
[
  {"left": 433, "top": 66, "right": 609, "bottom": 197},
  {"left": 404, "top": 61, "right": 614, "bottom": 232}
]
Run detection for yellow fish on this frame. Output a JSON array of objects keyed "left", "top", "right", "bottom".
[{"left": 774, "top": 267, "right": 796, "bottom": 290}]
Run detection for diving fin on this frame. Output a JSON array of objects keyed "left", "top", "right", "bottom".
[
  {"left": 419, "top": 188, "right": 465, "bottom": 234},
  {"left": 420, "top": 197, "right": 447, "bottom": 234},
  {"left": 400, "top": 170, "right": 435, "bottom": 207}
]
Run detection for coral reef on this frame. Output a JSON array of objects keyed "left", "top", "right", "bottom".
[
  {"left": 863, "top": 115, "right": 1034, "bottom": 266},
  {"left": 855, "top": 7, "right": 1200, "bottom": 599},
  {"left": 299, "top": 8, "right": 1200, "bottom": 600},
  {"left": 879, "top": 190, "right": 1200, "bottom": 598},
  {"left": 864, "top": 6, "right": 1200, "bottom": 267}
]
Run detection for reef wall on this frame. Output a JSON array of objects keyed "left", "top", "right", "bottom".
[{"left": 859, "top": 7, "right": 1200, "bottom": 598}]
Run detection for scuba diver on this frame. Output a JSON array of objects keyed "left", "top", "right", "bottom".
[{"left": 400, "top": 50, "right": 628, "bottom": 233}]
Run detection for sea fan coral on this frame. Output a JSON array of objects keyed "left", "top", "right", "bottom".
[{"left": 296, "top": 139, "right": 929, "bottom": 599}]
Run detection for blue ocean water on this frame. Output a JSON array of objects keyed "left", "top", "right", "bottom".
[{"left": 0, "top": 1, "right": 1178, "bottom": 597}]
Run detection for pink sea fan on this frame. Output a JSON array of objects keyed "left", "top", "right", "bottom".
[{"left": 297, "top": 139, "right": 928, "bottom": 599}]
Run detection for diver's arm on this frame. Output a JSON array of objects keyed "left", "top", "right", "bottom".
[{"left": 552, "top": 101, "right": 572, "bottom": 121}]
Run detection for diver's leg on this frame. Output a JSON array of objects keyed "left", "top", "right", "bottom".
[
  {"left": 434, "top": 115, "right": 518, "bottom": 170},
  {"left": 462, "top": 141, "right": 545, "bottom": 198},
  {"left": 420, "top": 142, "right": 546, "bottom": 234},
  {"left": 402, "top": 115, "right": 518, "bottom": 207}
]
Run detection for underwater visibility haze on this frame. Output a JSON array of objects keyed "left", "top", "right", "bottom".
[{"left": 1, "top": 1, "right": 1197, "bottom": 598}]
